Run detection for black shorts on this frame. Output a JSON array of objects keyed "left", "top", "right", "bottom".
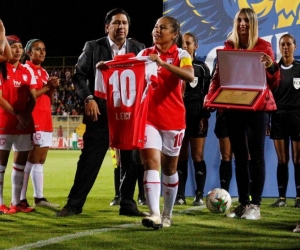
[
  {"left": 214, "top": 111, "right": 229, "bottom": 139},
  {"left": 185, "top": 101, "right": 207, "bottom": 138},
  {"left": 270, "top": 110, "right": 300, "bottom": 141}
]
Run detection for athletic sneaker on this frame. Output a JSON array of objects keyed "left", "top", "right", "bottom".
[
  {"left": 142, "top": 214, "right": 162, "bottom": 230},
  {"left": 241, "top": 204, "right": 261, "bottom": 220},
  {"left": 293, "top": 220, "right": 300, "bottom": 233},
  {"left": 294, "top": 197, "right": 300, "bottom": 208},
  {"left": 270, "top": 198, "right": 286, "bottom": 207},
  {"left": 0, "top": 204, "right": 10, "bottom": 214},
  {"left": 174, "top": 195, "right": 186, "bottom": 205},
  {"left": 6, "top": 203, "right": 35, "bottom": 214},
  {"left": 34, "top": 198, "right": 60, "bottom": 208},
  {"left": 193, "top": 191, "right": 204, "bottom": 206},
  {"left": 226, "top": 203, "right": 247, "bottom": 218},
  {"left": 161, "top": 214, "right": 172, "bottom": 228}
]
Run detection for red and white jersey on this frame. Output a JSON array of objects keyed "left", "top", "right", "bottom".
[
  {"left": 0, "top": 62, "right": 37, "bottom": 134},
  {"left": 24, "top": 61, "right": 52, "bottom": 132},
  {"left": 138, "top": 44, "right": 192, "bottom": 130},
  {"left": 95, "top": 53, "right": 158, "bottom": 149}
]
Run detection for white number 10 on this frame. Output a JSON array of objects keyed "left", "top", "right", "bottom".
[{"left": 109, "top": 69, "right": 136, "bottom": 107}]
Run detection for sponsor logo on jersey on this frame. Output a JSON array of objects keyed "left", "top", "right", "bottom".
[
  {"left": 189, "top": 77, "right": 198, "bottom": 88},
  {"left": 13, "top": 80, "right": 21, "bottom": 87},
  {"left": 293, "top": 78, "right": 300, "bottom": 89}
]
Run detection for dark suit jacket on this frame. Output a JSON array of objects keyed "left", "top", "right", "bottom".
[{"left": 72, "top": 37, "right": 145, "bottom": 126}]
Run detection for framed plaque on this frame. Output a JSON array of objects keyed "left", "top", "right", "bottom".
[
  {"left": 205, "top": 50, "right": 267, "bottom": 110},
  {"left": 212, "top": 89, "right": 261, "bottom": 106}
]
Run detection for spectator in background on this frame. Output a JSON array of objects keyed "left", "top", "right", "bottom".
[
  {"left": 20, "top": 38, "right": 60, "bottom": 209},
  {"left": 57, "top": 125, "right": 63, "bottom": 137}
]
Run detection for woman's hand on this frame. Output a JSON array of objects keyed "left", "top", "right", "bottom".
[
  {"left": 260, "top": 52, "right": 273, "bottom": 68},
  {"left": 148, "top": 54, "right": 164, "bottom": 66}
]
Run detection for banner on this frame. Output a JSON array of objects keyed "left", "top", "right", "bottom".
[{"left": 164, "top": 0, "right": 300, "bottom": 73}]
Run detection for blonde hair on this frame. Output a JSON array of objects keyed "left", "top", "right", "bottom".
[{"left": 228, "top": 8, "right": 258, "bottom": 50}]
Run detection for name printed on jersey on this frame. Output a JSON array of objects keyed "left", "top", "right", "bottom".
[{"left": 95, "top": 54, "right": 158, "bottom": 150}]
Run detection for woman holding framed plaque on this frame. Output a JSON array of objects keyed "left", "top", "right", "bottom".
[{"left": 205, "top": 8, "right": 280, "bottom": 220}]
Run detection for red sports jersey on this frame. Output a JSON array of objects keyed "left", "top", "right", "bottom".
[
  {"left": 95, "top": 53, "right": 158, "bottom": 149},
  {"left": 0, "top": 62, "right": 37, "bottom": 134},
  {"left": 25, "top": 61, "right": 52, "bottom": 132},
  {"left": 138, "top": 44, "right": 192, "bottom": 130}
]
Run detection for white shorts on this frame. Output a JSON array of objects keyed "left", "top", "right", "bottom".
[
  {"left": 143, "top": 124, "right": 185, "bottom": 156},
  {"left": 32, "top": 131, "right": 53, "bottom": 147},
  {"left": 0, "top": 134, "right": 32, "bottom": 151}
]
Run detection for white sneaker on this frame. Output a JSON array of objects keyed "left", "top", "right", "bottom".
[
  {"left": 33, "top": 199, "right": 60, "bottom": 208},
  {"left": 293, "top": 220, "right": 300, "bottom": 233},
  {"left": 241, "top": 204, "right": 261, "bottom": 220},
  {"left": 142, "top": 214, "right": 162, "bottom": 230},
  {"left": 161, "top": 214, "right": 172, "bottom": 228},
  {"left": 226, "top": 204, "right": 247, "bottom": 218}
]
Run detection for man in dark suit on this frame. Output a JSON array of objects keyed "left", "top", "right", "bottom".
[{"left": 56, "top": 8, "right": 147, "bottom": 217}]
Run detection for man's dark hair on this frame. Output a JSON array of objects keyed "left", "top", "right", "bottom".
[{"left": 105, "top": 8, "right": 131, "bottom": 25}]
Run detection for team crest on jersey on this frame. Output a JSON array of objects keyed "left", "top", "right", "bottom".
[
  {"left": 293, "top": 78, "right": 300, "bottom": 89},
  {"left": 0, "top": 138, "right": 6, "bottom": 146},
  {"left": 37, "top": 69, "right": 41, "bottom": 76},
  {"left": 189, "top": 77, "right": 198, "bottom": 88},
  {"left": 35, "top": 133, "right": 42, "bottom": 140},
  {"left": 166, "top": 58, "right": 173, "bottom": 64},
  {"left": 22, "top": 74, "right": 28, "bottom": 81}
]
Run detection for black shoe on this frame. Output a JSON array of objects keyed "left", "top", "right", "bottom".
[
  {"left": 294, "top": 197, "right": 300, "bottom": 208},
  {"left": 110, "top": 196, "right": 120, "bottom": 206},
  {"left": 174, "top": 195, "right": 186, "bottom": 205},
  {"left": 138, "top": 196, "right": 147, "bottom": 205},
  {"left": 119, "top": 206, "right": 149, "bottom": 217},
  {"left": 270, "top": 197, "right": 286, "bottom": 207},
  {"left": 193, "top": 191, "right": 204, "bottom": 206},
  {"left": 56, "top": 205, "right": 82, "bottom": 217}
]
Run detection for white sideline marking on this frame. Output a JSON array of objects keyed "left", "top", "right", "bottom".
[
  {"left": 6, "top": 198, "right": 238, "bottom": 250},
  {"left": 5, "top": 224, "right": 138, "bottom": 250}
]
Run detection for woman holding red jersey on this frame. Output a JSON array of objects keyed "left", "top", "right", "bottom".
[
  {"left": 137, "top": 16, "right": 194, "bottom": 229},
  {"left": 20, "top": 39, "right": 60, "bottom": 209},
  {"left": 0, "top": 35, "right": 37, "bottom": 214}
]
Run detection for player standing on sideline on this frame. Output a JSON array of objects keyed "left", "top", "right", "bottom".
[
  {"left": 72, "top": 129, "right": 79, "bottom": 150},
  {"left": 56, "top": 8, "right": 147, "bottom": 217},
  {"left": 20, "top": 39, "right": 60, "bottom": 209},
  {"left": 0, "top": 35, "right": 37, "bottom": 214},
  {"left": 137, "top": 16, "right": 194, "bottom": 229},
  {"left": 174, "top": 32, "right": 211, "bottom": 206}
]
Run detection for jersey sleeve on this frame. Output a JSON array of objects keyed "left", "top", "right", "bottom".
[{"left": 94, "top": 69, "right": 107, "bottom": 99}]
